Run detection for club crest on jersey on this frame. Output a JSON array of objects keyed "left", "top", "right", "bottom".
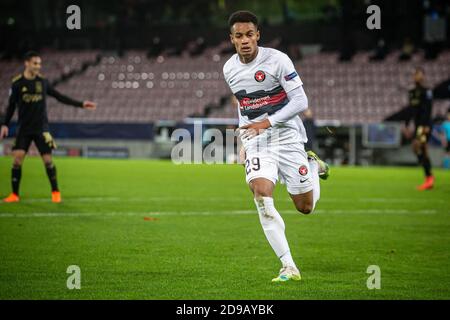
[
  {"left": 35, "top": 81, "right": 43, "bottom": 93},
  {"left": 299, "top": 165, "right": 308, "bottom": 176},
  {"left": 254, "top": 70, "right": 266, "bottom": 82}
]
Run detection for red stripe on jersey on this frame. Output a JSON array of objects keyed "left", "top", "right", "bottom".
[
  {"left": 267, "top": 90, "right": 288, "bottom": 105},
  {"left": 239, "top": 90, "right": 287, "bottom": 110}
]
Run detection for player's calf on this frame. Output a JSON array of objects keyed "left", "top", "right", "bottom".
[
  {"left": 43, "top": 159, "right": 61, "bottom": 199},
  {"left": 9, "top": 164, "right": 22, "bottom": 198},
  {"left": 3, "top": 163, "right": 22, "bottom": 202},
  {"left": 45, "top": 164, "right": 59, "bottom": 191}
]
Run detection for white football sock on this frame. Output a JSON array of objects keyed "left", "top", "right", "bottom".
[
  {"left": 308, "top": 159, "right": 321, "bottom": 212},
  {"left": 254, "top": 197, "right": 296, "bottom": 268}
]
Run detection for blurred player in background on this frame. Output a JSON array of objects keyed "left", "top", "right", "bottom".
[
  {"left": 223, "top": 11, "right": 329, "bottom": 282},
  {"left": 407, "top": 67, "right": 434, "bottom": 190},
  {"left": 0, "top": 51, "right": 97, "bottom": 203},
  {"left": 442, "top": 107, "right": 450, "bottom": 169},
  {"left": 302, "top": 109, "right": 316, "bottom": 152}
]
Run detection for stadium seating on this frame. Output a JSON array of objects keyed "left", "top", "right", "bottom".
[
  {"left": 1, "top": 49, "right": 449, "bottom": 124},
  {"left": 0, "top": 49, "right": 100, "bottom": 121},
  {"left": 210, "top": 50, "right": 450, "bottom": 123}
]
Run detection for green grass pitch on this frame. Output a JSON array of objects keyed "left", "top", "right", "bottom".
[{"left": 0, "top": 157, "right": 449, "bottom": 299}]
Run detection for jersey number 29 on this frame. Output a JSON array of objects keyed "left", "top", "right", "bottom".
[{"left": 245, "top": 157, "right": 261, "bottom": 175}]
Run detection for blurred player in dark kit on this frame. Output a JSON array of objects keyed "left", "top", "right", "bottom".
[{"left": 1, "top": 51, "right": 97, "bottom": 203}]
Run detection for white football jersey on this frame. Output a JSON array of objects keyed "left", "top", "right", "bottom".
[{"left": 223, "top": 46, "right": 308, "bottom": 145}]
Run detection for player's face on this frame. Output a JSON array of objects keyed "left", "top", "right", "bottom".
[
  {"left": 25, "top": 56, "right": 42, "bottom": 76},
  {"left": 230, "top": 22, "right": 260, "bottom": 62}
]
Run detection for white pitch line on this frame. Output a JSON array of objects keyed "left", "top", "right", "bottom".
[
  {"left": 12, "top": 197, "right": 122, "bottom": 203},
  {"left": 356, "top": 198, "right": 446, "bottom": 203},
  {"left": 7, "top": 196, "right": 446, "bottom": 204},
  {"left": 0, "top": 209, "right": 438, "bottom": 218}
]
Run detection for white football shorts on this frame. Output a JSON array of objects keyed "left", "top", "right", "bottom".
[{"left": 243, "top": 140, "right": 313, "bottom": 195}]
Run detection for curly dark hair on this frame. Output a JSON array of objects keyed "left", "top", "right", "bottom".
[{"left": 228, "top": 11, "right": 258, "bottom": 31}]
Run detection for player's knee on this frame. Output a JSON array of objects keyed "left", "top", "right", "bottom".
[
  {"left": 417, "top": 153, "right": 424, "bottom": 163},
  {"left": 254, "top": 189, "right": 272, "bottom": 198},
  {"left": 252, "top": 184, "right": 272, "bottom": 198},
  {"left": 45, "top": 161, "right": 54, "bottom": 169},
  {"left": 13, "top": 158, "right": 23, "bottom": 167},
  {"left": 295, "top": 202, "right": 313, "bottom": 215}
]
